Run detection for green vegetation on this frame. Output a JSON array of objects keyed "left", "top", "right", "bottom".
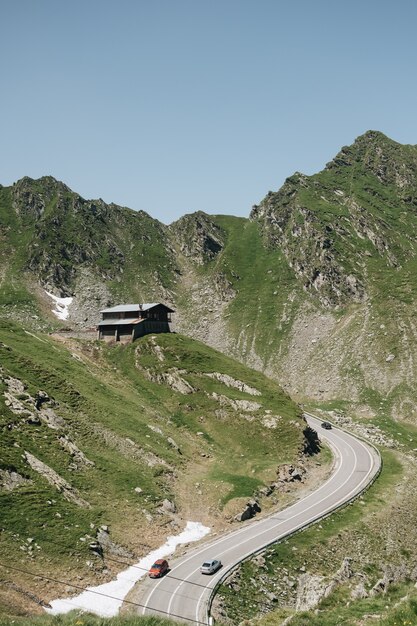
[
  {"left": 0, "top": 614, "right": 174, "bottom": 626},
  {"left": 259, "top": 583, "right": 417, "bottom": 626},
  {"left": 212, "top": 216, "right": 303, "bottom": 361},
  {"left": 107, "top": 333, "right": 305, "bottom": 492},
  {"left": 218, "top": 451, "right": 402, "bottom": 623},
  {"left": 4, "top": 132, "right": 417, "bottom": 624},
  {"left": 0, "top": 177, "right": 178, "bottom": 322},
  {"left": 0, "top": 321, "right": 306, "bottom": 617}
]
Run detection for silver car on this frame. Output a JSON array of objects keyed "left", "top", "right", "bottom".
[{"left": 200, "top": 559, "right": 222, "bottom": 575}]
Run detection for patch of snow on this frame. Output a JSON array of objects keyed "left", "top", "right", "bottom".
[
  {"left": 45, "top": 291, "right": 73, "bottom": 321},
  {"left": 46, "top": 521, "right": 210, "bottom": 617}
]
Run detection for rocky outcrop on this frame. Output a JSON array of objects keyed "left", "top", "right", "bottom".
[
  {"left": 302, "top": 426, "right": 321, "bottom": 455},
  {"left": 277, "top": 464, "right": 306, "bottom": 484},
  {"left": 2, "top": 372, "right": 67, "bottom": 430},
  {"left": 160, "top": 498, "right": 177, "bottom": 514},
  {"left": 95, "top": 525, "right": 133, "bottom": 558},
  {"left": 250, "top": 131, "right": 417, "bottom": 308},
  {"left": 135, "top": 352, "right": 196, "bottom": 394},
  {"left": 296, "top": 572, "right": 336, "bottom": 611},
  {"left": 204, "top": 372, "right": 261, "bottom": 396},
  {"left": 88, "top": 420, "right": 170, "bottom": 468},
  {"left": 149, "top": 369, "right": 195, "bottom": 394},
  {"left": 170, "top": 211, "right": 225, "bottom": 265},
  {"left": 0, "top": 468, "right": 31, "bottom": 491},
  {"left": 296, "top": 557, "right": 354, "bottom": 611},
  {"left": 210, "top": 392, "right": 261, "bottom": 412},
  {"left": 234, "top": 499, "right": 261, "bottom": 522},
  {"left": 38, "top": 407, "right": 66, "bottom": 430},
  {"left": 24, "top": 451, "right": 90, "bottom": 507},
  {"left": 58, "top": 435, "right": 94, "bottom": 469}
]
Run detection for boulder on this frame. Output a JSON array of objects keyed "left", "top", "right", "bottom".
[
  {"left": 235, "top": 499, "right": 261, "bottom": 522},
  {"left": 161, "top": 498, "right": 177, "bottom": 514},
  {"left": 277, "top": 464, "right": 305, "bottom": 483},
  {"left": 35, "top": 390, "right": 49, "bottom": 410},
  {"left": 351, "top": 582, "right": 369, "bottom": 600}
]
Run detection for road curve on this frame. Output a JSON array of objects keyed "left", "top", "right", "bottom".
[{"left": 136, "top": 414, "right": 381, "bottom": 625}]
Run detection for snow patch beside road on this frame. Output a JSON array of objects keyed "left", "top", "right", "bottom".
[{"left": 46, "top": 521, "right": 210, "bottom": 617}]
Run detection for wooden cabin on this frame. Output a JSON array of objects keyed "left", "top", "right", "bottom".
[{"left": 98, "top": 303, "right": 174, "bottom": 343}]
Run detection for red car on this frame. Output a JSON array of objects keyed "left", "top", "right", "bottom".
[{"left": 148, "top": 558, "right": 169, "bottom": 578}]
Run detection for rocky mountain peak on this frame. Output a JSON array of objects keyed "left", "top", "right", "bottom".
[
  {"left": 249, "top": 130, "right": 417, "bottom": 307},
  {"left": 170, "top": 211, "right": 225, "bottom": 265},
  {"left": 326, "top": 131, "right": 417, "bottom": 189},
  {"left": 12, "top": 176, "right": 71, "bottom": 220}
]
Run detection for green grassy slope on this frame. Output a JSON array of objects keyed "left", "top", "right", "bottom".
[
  {"left": 170, "top": 133, "right": 417, "bottom": 424},
  {"left": 0, "top": 177, "right": 177, "bottom": 324},
  {"left": 217, "top": 449, "right": 417, "bottom": 625},
  {"left": 251, "top": 131, "right": 417, "bottom": 308},
  {"left": 0, "top": 321, "right": 309, "bottom": 617}
]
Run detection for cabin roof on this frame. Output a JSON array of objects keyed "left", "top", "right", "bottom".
[
  {"left": 98, "top": 318, "right": 143, "bottom": 327},
  {"left": 100, "top": 303, "right": 174, "bottom": 314}
]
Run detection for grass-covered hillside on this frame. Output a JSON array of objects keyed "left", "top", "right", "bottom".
[
  {"left": 172, "top": 132, "right": 417, "bottom": 426},
  {"left": 0, "top": 176, "right": 177, "bottom": 328},
  {"left": 0, "top": 322, "right": 313, "bottom": 617}
]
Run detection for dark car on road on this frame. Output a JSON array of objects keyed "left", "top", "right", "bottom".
[{"left": 321, "top": 421, "right": 332, "bottom": 430}]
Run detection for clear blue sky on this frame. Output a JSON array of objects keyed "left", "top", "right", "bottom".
[{"left": 2, "top": 0, "right": 417, "bottom": 223}]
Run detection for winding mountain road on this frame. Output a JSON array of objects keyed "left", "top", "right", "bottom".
[{"left": 135, "top": 414, "right": 381, "bottom": 624}]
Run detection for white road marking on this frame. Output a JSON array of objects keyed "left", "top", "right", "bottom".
[{"left": 141, "top": 416, "right": 379, "bottom": 625}]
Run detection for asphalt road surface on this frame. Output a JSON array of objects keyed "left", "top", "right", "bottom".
[{"left": 136, "top": 414, "right": 381, "bottom": 625}]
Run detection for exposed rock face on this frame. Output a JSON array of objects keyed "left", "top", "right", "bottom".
[
  {"left": 250, "top": 131, "right": 417, "bottom": 307},
  {"left": 302, "top": 426, "right": 321, "bottom": 455},
  {"left": 95, "top": 525, "right": 133, "bottom": 558},
  {"left": 170, "top": 211, "right": 225, "bottom": 264},
  {"left": 204, "top": 372, "right": 261, "bottom": 396},
  {"left": 161, "top": 498, "right": 177, "bottom": 514},
  {"left": 261, "top": 414, "right": 281, "bottom": 428},
  {"left": 24, "top": 451, "right": 90, "bottom": 507},
  {"left": 210, "top": 392, "right": 261, "bottom": 412},
  {"left": 251, "top": 176, "right": 366, "bottom": 307},
  {"left": 295, "top": 573, "right": 336, "bottom": 611},
  {"left": 64, "top": 267, "right": 113, "bottom": 327},
  {"left": 335, "top": 557, "right": 354, "bottom": 581},
  {"left": 296, "top": 557, "right": 354, "bottom": 611},
  {"left": 38, "top": 407, "right": 66, "bottom": 430},
  {"left": 0, "top": 469, "right": 31, "bottom": 491},
  {"left": 234, "top": 499, "right": 261, "bottom": 522},
  {"left": 277, "top": 464, "right": 306, "bottom": 484},
  {"left": 148, "top": 369, "right": 195, "bottom": 394},
  {"left": 167, "top": 436, "right": 181, "bottom": 453},
  {"left": 135, "top": 346, "right": 196, "bottom": 394},
  {"left": 58, "top": 435, "right": 95, "bottom": 469},
  {"left": 351, "top": 581, "right": 369, "bottom": 600},
  {"left": 9, "top": 175, "right": 178, "bottom": 310},
  {"left": 2, "top": 371, "right": 69, "bottom": 430},
  {"left": 88, "top": 421, "right": 169, "bottom": 468},
  {"left": 12, "top": 176, "right": 70, "bottom": 220}
]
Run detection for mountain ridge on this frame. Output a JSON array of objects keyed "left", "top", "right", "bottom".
[
  {"left": 2, "top": 130, "right": 417, "bottom": 422},
  {"left": 5, "top": 130, "right": 417, "bottom": 623}
]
